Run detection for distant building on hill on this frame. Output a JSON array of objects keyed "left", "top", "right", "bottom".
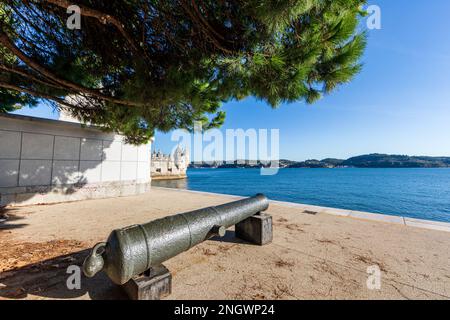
[{"left": 151, "top": 146, "right": 189, "bottom": 180}]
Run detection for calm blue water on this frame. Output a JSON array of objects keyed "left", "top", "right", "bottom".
[{"left": 152, "top": 168, "right": 450, "bottom": 223}]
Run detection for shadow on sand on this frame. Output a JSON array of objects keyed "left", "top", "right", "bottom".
[
  {"left": 0, "top": 208, "right": 28, "bottom": 230},
  {"left": 0, "top": 249, "right": 127, "bottom": 300},
  {"left": 0, "top": 230, "right": 255, "bottom": 300},
  {"left": 209, "top": 230, "right": 252, "bottom": 245}
]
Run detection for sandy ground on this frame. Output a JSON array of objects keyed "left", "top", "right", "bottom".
[{"left": 0, "top": 187, "right": 449, "bottom": 300}]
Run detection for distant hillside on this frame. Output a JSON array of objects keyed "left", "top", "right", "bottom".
[
  {"left": 189, "top": 154, "right": 450, "bottom": 169},
  {"left": 342, "top": 154, "right": 450, "bottom": 168}
]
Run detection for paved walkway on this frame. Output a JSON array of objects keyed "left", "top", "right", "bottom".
[{"left": 1, "top": 187, "right": 449, "bottom": 299}]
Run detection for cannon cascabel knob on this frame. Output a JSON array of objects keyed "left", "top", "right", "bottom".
[{"left": 82, "top": 242, "right": 106, "bottom": 278}]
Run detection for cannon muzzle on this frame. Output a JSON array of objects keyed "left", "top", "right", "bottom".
[{"left": 82, "top": 194, "right": 269, "bottom": 284}]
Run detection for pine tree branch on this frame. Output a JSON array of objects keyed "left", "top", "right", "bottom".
[
  {"left": 0, "top": 31, "right": 145, "bottom": 107},
  {"left": 180, "top": 0, "right": 234, "bottom": 54},
  {"left": 190, "top": 0, "right": 225, "bottom": 41},
  {"left": 0, "top": 64, "right": 67, "bottom": 91},
  {"left": 10, "top": 3, "right": 67, "bottom": 51},
  {"left": 41, "top": 0, "right": 146, "bottom": 59},
  {"left": 0, "top": 81, "right": 75, "bottom": 109}
]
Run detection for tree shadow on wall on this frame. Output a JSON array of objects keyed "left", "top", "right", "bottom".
[{"left": 1, "top": 139, "right": 115, "bottom": 206}]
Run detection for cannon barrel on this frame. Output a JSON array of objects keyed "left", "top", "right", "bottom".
[{"left": 82, "top": 194, "right": 269, "bottom": 285}]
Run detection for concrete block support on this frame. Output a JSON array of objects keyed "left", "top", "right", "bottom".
[
  {"left": 122, "top": 265, "right": 172, "bottom": 300},
  {"left": 235, "top": 213, "right": 273, "bottom": 245}
]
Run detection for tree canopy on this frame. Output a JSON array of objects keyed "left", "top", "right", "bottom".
[{"left": 0, "top": 0, "right": 367, "bottom": 144}]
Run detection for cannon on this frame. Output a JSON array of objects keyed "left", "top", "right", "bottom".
[{"left": 82, "top": 194, "right": 271, "bottom": 290}]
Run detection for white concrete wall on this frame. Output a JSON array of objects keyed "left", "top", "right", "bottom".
[{"left": 0, "top": 114, "right": 151, "bottom": 206}]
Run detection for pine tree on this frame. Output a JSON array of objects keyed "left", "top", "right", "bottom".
[{"left": 0, "top": 0, "right": 367, "bottom": 143}]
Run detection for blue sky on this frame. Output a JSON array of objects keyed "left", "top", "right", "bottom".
[{"left": 12, "top": 1, "right": 450, "bottom": 161}]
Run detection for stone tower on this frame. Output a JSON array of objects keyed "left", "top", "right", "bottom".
[{"left": 151, "top": 145, "right": 189, "bottom": 179}]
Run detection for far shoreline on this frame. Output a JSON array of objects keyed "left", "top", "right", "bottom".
[{"left": 188, "top": 153, "right": 450, "bottom": 169}]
